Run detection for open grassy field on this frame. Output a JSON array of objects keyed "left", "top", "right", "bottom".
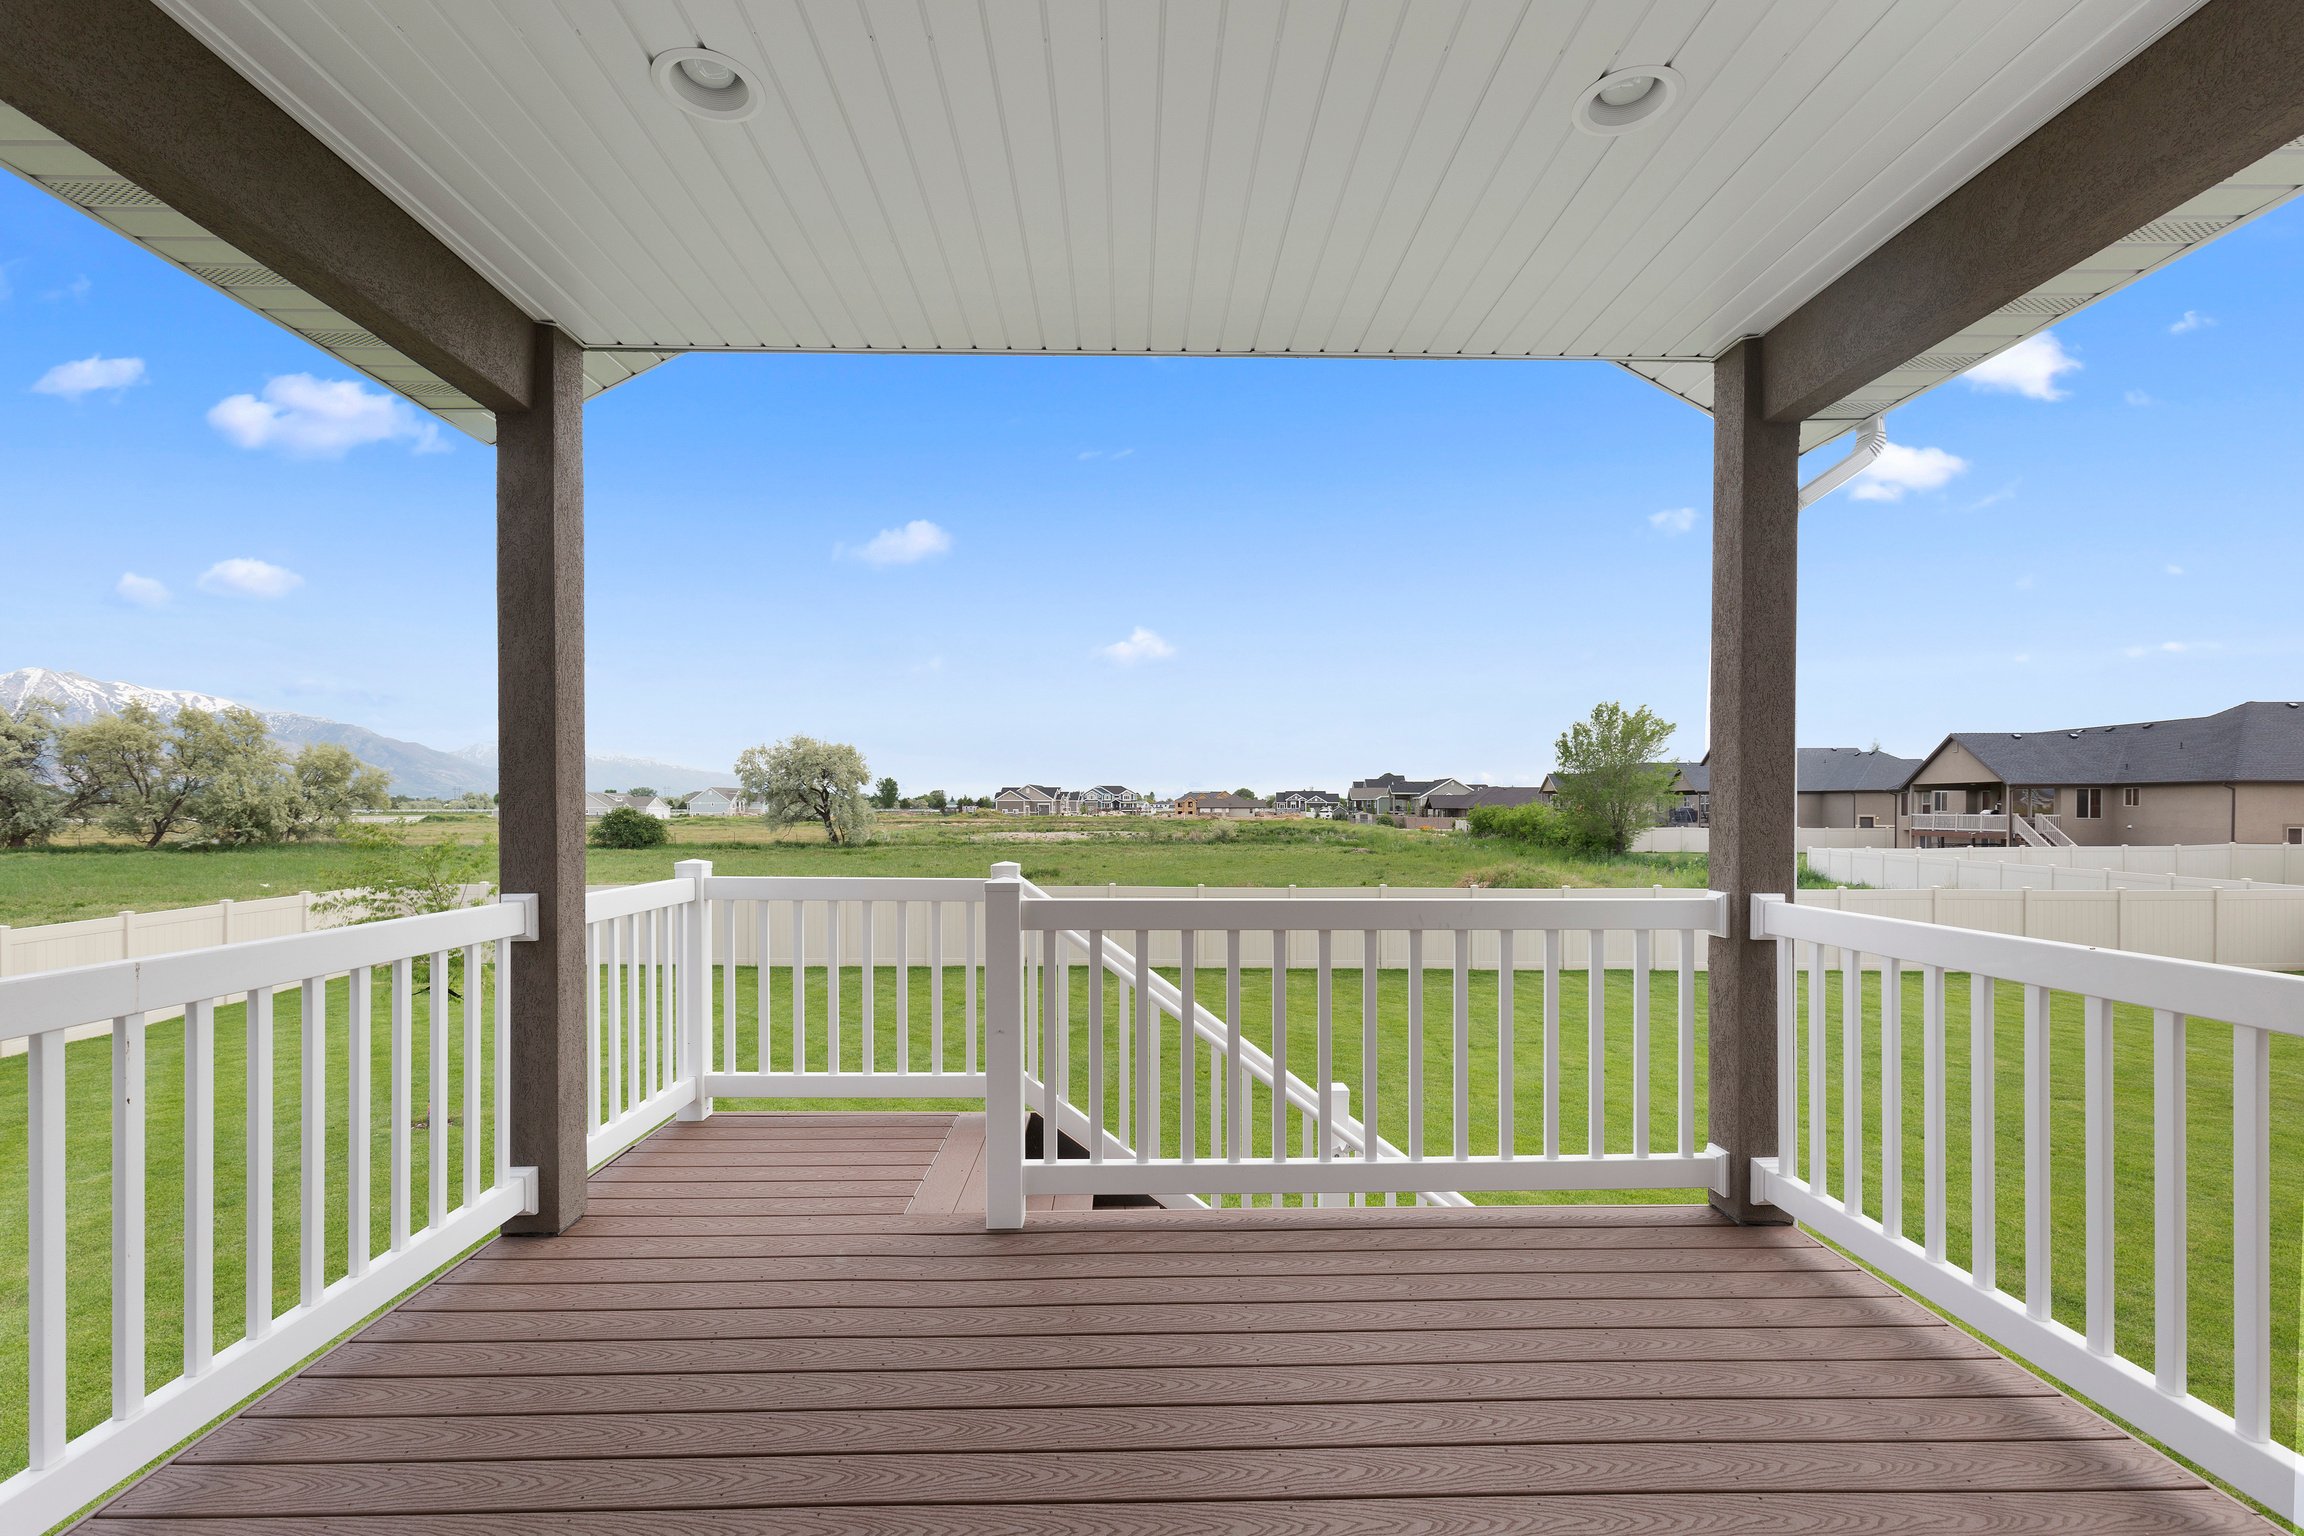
[{"left": 0, "top": 813, "right": 1709, "bottom": 926}]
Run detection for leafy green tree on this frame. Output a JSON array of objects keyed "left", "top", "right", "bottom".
[
  {"left": 183, "top": 708, "right": 295, "bottom": 846},
  {"left": 737, "top": 735, "right": 875, "bottom": 845},
  {"left": 1548, "top": 702, "right": 1676, "bottom": 855},
  {"left": 285, "top": 743, "right": 391, "bottom": 838},
  {"left": 873, "top": 776, "right": 900, "bottom": 810},
  {"left": 626, "top": 786, "right": 657, "bottom": 799},
  {"left": 58, "top": 702, "right": 281, "bottom": 848},
  {"left": 0, "top": 702, "right": 64, "bottom": 848},
  {"left": 921, "top": 788, "right": 948, "bottom": 812},
  {"left": 590, "top": 805, "right": 669, "bottom": 848}
]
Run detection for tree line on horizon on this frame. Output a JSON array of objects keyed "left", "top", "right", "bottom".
[{"left": 0, "top": 699, "right": 389, "bottom": 850}]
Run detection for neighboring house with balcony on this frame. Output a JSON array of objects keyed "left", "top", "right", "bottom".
[
  {"left": 1272, "top": 789, "right": 1341, "bottom": 818},
  {"left": 994, "top": 784, "right": 1062, "bottom": 816},
  {"left": 1662, "top": 762, "right": 1711, "bottom": 825},
  {"left": 682, "top": 785, "right": 754, "bottom": 817},
  {"left": 1079, "top": 784, "right": 1147, "bottom": 814},
  {"left": 1900, "top": 701, "right": 2304, "bottom": 848}
]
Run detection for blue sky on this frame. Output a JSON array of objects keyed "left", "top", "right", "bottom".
[{"left": 4, "top": 168, "right": 2298, "bottom": 796}]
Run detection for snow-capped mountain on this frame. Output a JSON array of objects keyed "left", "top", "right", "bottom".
[{"left": 1, "top": 669, "right": 722, "bottom": 799}]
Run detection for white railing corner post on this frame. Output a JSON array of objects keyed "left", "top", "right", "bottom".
[
  {"left": 674, "top": 859, "right": 714, "bottom": 1120},
  {"left": 985, "top": 862, "right": 1027, "bottom": 1231},
  {"left": 1318, "top": 1083, "right": 1353, "bottom": 1206}
]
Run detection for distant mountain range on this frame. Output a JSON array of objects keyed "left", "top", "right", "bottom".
[{"left": 0, "top": 668, "right": 724, "bottom": 799}]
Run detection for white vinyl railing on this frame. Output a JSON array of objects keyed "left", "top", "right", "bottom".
[
  {"left": 1751, "top": 895, "right": 2304, "bottom": 1519},
  {"left": 650, "top": 864, "right": 1378, "bottom": 1213},
  {"left": 1909, "top": 812, "right": 2012, "bottom": 835},
  {"left": 985, "top": 867, "right": 1731, "bottom": 1228},
  {"left": 0, "top": 897, "right": 537, "bottom": 1532}
]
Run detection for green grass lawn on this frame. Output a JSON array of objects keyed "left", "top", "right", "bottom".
[{"left": 0, "top": 815, "right": 1706, "bottom": 926}]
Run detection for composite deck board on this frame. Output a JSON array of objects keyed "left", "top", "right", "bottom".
[
  {"left": 399, "top": 1268, "right": 1899, "bottom": 1317},
  {"left": 185, "top": 1395, "right": 2121, "bottom": 1464},
  {"left": 73, "top": 1491, "right": 2274, "bottom": 1534},
  {"left": 92, "top": 1110, "right": 2268, "bottom": 1533},
  {"left": 358, "top": 1294, "right": 1928, "bottom": 1344}
]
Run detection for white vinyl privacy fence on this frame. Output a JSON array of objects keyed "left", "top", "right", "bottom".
[{"left": 1808, "top": 847, "right": 2304, "bottom": 970}]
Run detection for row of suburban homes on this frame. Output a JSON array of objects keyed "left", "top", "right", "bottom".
[
  {"left": 992, "top": 784, "right": 1348, "bottom": 818},
  {"left": 1672, "top": 702, "right": 2304, "bottom": 850}
]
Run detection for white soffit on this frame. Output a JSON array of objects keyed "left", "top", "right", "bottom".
[
  {"left": 150, "top": 0, "right": 2205, "bottom": 380},
  {"left": 1626, "top": 136, "right": 2304, "bottom": 453},
  {"left": 0, "top": 100, "right": 672, "bottom": 443}
]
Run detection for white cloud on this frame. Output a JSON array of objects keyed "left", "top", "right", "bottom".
[
  {"left": 2123, "top": 640, "right": 2199, "bottom": 658},
  {"left": 1098, "top": 626, "right": 1176, "bottom": 665},
  {"left": 207, "top": 373, "right": 442, "bottom": 458},
  {"left": 198, "top": 557, "right": 304, "bottom": 599},
  {"left": 1848, "top": 442, "right": 1968, "bottom": 502},
  {"left": 2124, "top": 389, "right": 2154, "bottom": 407},
  {"left": 115, "top": 572, "right": 169, "bottom": 608},
  {"left": 1966, "top": 483, "right": 2018, "bottom": 511},
  {"left": 1648, "top": 507, "right": 1696, "bottom": 535},
  {"left": 33, "top": 354, "right": 146, "bottom": 399},
  {"left": 1962, "top": 332, "right": 2081, "bottom": 401},
  {"left": 1077, "top": 447, "right": 1136, "bottom": 461},
  {"left": 43, "top": 275, "right": 91, "bottom": 302},
  {"left": 2012, "top": 574, "right": 2035, "bottom": 591},
  {"left": 2169, "top": 310, "right": 2214, "bottom": 335},
  {"left": 845, "top": 519, "right": 953, "bottom": 567},
  {"left": 2166, "top": 564, "right": 2184, "bottom": 577}
]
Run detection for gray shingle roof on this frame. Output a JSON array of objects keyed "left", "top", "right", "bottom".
[
  {"left": 1938, "top": 702, "right": 2304, "bottom": 786},
  {"left": 1798, "top": 748, "right": 1922, "bottom": 793}
]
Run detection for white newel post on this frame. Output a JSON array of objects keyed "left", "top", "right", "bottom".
[
  {"left": 985, "top": 861, "right": 1025, "bottom": 1231},
  {"left": 675, "top": 859, "right": 713, "bottom": 1121}
]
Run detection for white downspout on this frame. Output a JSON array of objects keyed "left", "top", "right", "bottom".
[{"left": 1798, "top": 415, "right": 1887, "bottom": 508}]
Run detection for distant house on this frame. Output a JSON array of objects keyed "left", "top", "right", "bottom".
[
  {"left": 1176, "top": 791, "right": 1258, "bottom": 817},
  {"left": 1344, "top": 774, "right": 1469, "bottom": 819},
  {"left": 683, "top": 786, "right": 754, "bottom": 817},
  {"left": 586, "top": 791, "right": 672, "bottom": 819},
  {"left": 1798, "top": 748, "right": 1921, "bottom": 831},
  {"left": 1425, "top": 785, "right": 1549, "bottom": 820},
  {"left": 1272, "top": 789, "right": 1340, "bottom": 818},
  {"left": 1079, "top": 784, "right": 1147, "bottom": 815},
  {"left": 1900, "top": 701, "right": 2304, "bottom": 848},
  {"left": 1663, "top": 762, "right": 1710, "bottom": 826},
  {"left": 995, "top": 784, "right": 1061, "bottom": 816}
]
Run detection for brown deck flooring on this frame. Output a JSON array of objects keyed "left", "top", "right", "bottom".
[{"left": 83, "top": 1112, "right": 2270, "bottom": 1534}]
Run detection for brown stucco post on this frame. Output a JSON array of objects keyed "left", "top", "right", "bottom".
[
  {"left": 497, "top": 325, "right": 589, "bottom": 1234},
  {"left": 1707, "top": 338, "right": 1798, "bottom": 1225}
]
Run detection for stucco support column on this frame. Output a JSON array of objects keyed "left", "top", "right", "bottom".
[
  {"left": 1707, "top": 337, "right": 1798, "bottom": 1225},
  {"left": 498, "top": 325, "right": 588, "bottom": 1234}
]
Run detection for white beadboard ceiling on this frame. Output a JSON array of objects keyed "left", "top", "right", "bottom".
[
  {"left": 0, "top": 97, "right": 671, "bottom": 444},
  {"left": 22, "top": 1, "right": 2301, "bottom": 446}
]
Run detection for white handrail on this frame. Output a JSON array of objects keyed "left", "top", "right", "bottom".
[
  {"left": 1751, "top": 894, "right": 2304, "bottom": 1518},
  {"left": 991, "top": 883, "right": 1732, "bottom": 1226},
  {"left": 0, "top": 899, "right": 537, "bottom": 1533}
]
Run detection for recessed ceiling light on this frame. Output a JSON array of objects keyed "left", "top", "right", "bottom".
[
  {"left": 651, "top": 47, "right": 760, "bottom": 123},
  {"left": 1575, "top": 66, "right": 1683, "bottom": 137}
]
